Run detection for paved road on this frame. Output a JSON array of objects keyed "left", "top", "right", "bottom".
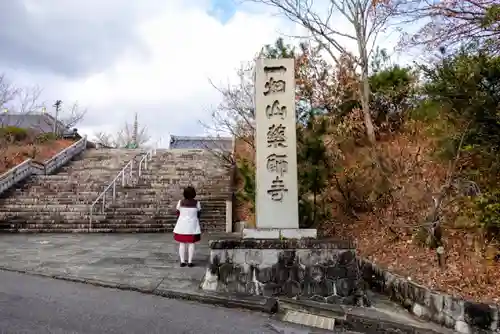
[
  {"left": 0, "top": 270, "right": 334, "bottom": 334},
  {"left": 0, "top": 234, "right": 228, "bottom": 293}
]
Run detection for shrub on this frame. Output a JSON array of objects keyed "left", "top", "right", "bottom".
[
  {"left": 35, "top": 132, "right": 58, "bottom": 144},
  {"left": 0, "top": 126, "right": 28, "bottom": 142},
  {"left": 235, "top": 159, "right": 256, "bottom": 214},
  {"left": 475, "top": 191, "right": 500, "bottom": 241}
]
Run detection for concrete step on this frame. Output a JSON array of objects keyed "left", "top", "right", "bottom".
[
  {"left": 136, "top": 174, "right": 229, "bottom": 180},
  {"left": 8, "top": 191, "right": 100, "bottom": 197},
  {"left": 106, "top": 200, "right": 227, "bottom": 207},
  {"left": 0, "top": 221, "right": 225, "bottom": 233},
  {"left": 4, "top": 185, "right": 102, "bottom": 198},
  {"left": 34, "top": 180, "right": 123, "bottom": 186},
  {"left": 101, "top": 201, "right": 228, "bottom": 208},
  {"left": 1, "top": 193, "right": 99, "bottom": 201},
  {"left": 1, "top": 195, "right": 229, "bottom": 206},
  {"left": 100, "top": 215, "right": 224, "bottom": 222},
  {"left": 33, "top": 175, "right": 127, "bottom": 182},
  {"left": 13, "top": 181, "right": 128, "bottom": 190},
  {"left": 136, "top": 176, "right": 230, "bottom": 181},
  {"left": 104, "top": 208, "right": 226, "bottom": 214},
  {"left": 0, "top": 226, "right": 225, "bottom": 233},
  {"left": 0, "top": 215, "right": 105, "bottom": 223},
  {"left": 140, "top": 185, "right": 232, "bottom": 192},
  {"left": 12, "top": 189, "right": 107, "bottom": 197},
  {"left": 0, "top": 212, "right": 101, "bottom": 219},
  {"left": 1, "top": 198, "right": 93, "bottom": 205},
  {"left": 0, "top": 204, "right": 90, "bottom": 211},
  {"left": 0, "top": 211, "right": 224, "bottom": 221},
  {"left": 125, "top": 185, "right": 230, "bottom": 190},
  {"left": 114, "top": 186, "right": 231, "bottom": 193}
]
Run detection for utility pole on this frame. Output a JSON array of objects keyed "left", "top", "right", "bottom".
[{"left": 53, "top": 100, "right": 62, "bottom": 135}]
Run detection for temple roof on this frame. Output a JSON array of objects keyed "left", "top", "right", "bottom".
[{"left": 169, "top": 135, "right": 233, "bottom": 151}]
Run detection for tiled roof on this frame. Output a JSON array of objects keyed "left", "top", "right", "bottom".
[
  {"left": 0, "top": 113, "right": 70, "bottom": 134},
  {"left": 169, "top": 135, "right": 233, "bottom": 151}
]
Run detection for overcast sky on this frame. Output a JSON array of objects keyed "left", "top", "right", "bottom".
[{"left": 0, "top": 0, "right": 400, "bottom": 147}]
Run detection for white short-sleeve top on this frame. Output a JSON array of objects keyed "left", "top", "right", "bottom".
[{"left": 173, "top": 200, "right": 201, "bottom": 235}]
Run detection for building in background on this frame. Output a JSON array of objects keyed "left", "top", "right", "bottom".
[
  {"left": 0, "top": 113, "right": 78, "bottom": 138},
  {"left": 169, "top": 135, "right": 233, "bottom": 151}
]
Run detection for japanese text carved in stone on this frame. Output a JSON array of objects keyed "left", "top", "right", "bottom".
[
  {"left": 267, "top": 124, "right": 287, "bottom": 148},
  {"left": 267, "top": 176, "right": 288, "bottom": 201},
  {"left": 266, "top": 153, "right": 288, "bottom": 176},
  {"left": 265, "top": 100, "right": 287, "bottom": 119},
  {"left": 264, "top": 78, "right": 286, "bottom": 96}
]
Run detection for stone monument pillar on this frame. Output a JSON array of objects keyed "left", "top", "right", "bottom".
[
  {"left": 243, "top": 58, "right": 316, "bottom": 239},
  {"left": 201, "top": 58, "right": 363, "bottom": 308}
]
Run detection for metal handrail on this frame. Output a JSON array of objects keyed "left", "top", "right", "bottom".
[
  {"left": 88, "top": 146, "right": 157, "bottom": 230},
  {"left": 138, "top": 146, "right": 156, "bottom": 177}
]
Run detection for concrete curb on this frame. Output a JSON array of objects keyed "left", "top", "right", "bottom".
[
  {"left": 279, "top": 298, "right": 451, "bottom": 334},
  {"left": 0, "top": 266, "right": 451, "bottom": 333},
  {"left": 0, "top": 267, "right": 278, "bottom": 314}
]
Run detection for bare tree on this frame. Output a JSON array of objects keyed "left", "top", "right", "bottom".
[
  {"left": 0, "top": 75, "right": 19, "bottom": 110},
  {"left": 94, "top": 121, "right": 150, "bottom": 149},
  {"left": 393, "top": 0, "right": 500, "bottom": 54},
  {"left": 0, "top": 76, "right": 86, "bottom": 133},
  {"left": 245, "top": 0, "right": 397, "bottom": 144},
  {"left": 202, "top": 40, "right": 355, "bottom": 165},
  {"left": 0, "top": 83, "right": 44, "bottom": 128},
  {"left": 200, "top": 61, "right": 256, "bottom": 164},
  {"left": 54, "top": 101, "right": 87, "bottom": 130}
]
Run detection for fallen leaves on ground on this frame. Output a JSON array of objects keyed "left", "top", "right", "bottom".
[
  {"left": 330, "top": 217, "right": 500, "bottom": 305},
  {"left": 0, "top": 139, "right": 74, "bottom": 174}
]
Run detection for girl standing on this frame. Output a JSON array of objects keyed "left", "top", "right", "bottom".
[{"left": 173, "top": 186, "right": 201, "bottom": 267}]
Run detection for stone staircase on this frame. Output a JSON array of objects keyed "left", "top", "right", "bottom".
[
  {"left": 0, "top": 149, "right": 144, "bottom": 232},
  {"left": 89, "top": 149, "right": 233, "bottom": 232}
]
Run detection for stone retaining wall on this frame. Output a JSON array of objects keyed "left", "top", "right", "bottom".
[
  {"left": 201, "top": 239, "right": 370, "bottom": 306},
  {"left": 0, "top": 136, "right": 87, "bottom": 196},
  {"left": 202, "top": 238, "right": 500, "bottom": 333},
  {"left": 360, "top": 258, "right": 500, "bottom": 333}
]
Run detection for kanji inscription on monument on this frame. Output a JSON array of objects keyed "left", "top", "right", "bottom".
[{"left": 255, "top": 58, "right": 299, "bottom": 229}]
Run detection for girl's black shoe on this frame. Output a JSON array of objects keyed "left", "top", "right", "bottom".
[
  {"left": 188, "top": 263, "right": 194, "bottom": 267},
  {"left": 180, "top": 262, "right": 187, "bottom": 267}
]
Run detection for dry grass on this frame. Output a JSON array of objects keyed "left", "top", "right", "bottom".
[
  {"left": 325, "top": 125, "right": 500, "bottom": 304},
  {"left": 332, "top": 217, "right": 500, "bottom": 304},
  {"left": 0, "top": 139, "right": 74, "bottom": 174}
]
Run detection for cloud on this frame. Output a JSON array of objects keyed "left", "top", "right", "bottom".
[
  {"left": 0, "top": 0, "right": 403, "bottom": 147},
  {"left": 0, "top": 0, "right": 171, "bottom": 78},
  {"left": 0, "top": 1, "right": 301, "bottom": 145}
]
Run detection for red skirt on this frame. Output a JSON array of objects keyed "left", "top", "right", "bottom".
[{"left": 174, "top": 233, "right": 201, "bottom": 243}]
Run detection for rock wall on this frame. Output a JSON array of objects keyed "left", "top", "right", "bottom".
[
  {"left": 201, "top": 239, "right": 370, "bottom": 306},
  {"left": 202, "top": 237, "right": 500, "bottom": 333},
  {"left": 360, "top": 259, "right": 500, "bottom": 333}
]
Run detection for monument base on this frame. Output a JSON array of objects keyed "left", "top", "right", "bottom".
[
  {"left": 242, "top": 228, "right": 317, "bottom": 239},
  {"left": 201, "top": 237, "right": 371, "bottom": 307}
]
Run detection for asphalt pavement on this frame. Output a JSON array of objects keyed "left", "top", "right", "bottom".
[{"left": 0, "top": 270, "right": 338, "bottom": 334}]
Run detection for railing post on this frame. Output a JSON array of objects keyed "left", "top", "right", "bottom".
[
  {"left": 121, "top": 170, "right": 125, "bottom": 187},
  {"left": 139, "top": 160, "right": 142, "bottom": 177},
  {"left": 130, "top": 160, "right": 133, "bottom": 180},
  {"left": 89, "top": 208, "right": 93, "bottom": 231},
  {"left": 102, "top": 193, "right": 106, "bottom": 212},
  {"left": 112, "top": 181, "right": 116, "bottom": 202}
]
